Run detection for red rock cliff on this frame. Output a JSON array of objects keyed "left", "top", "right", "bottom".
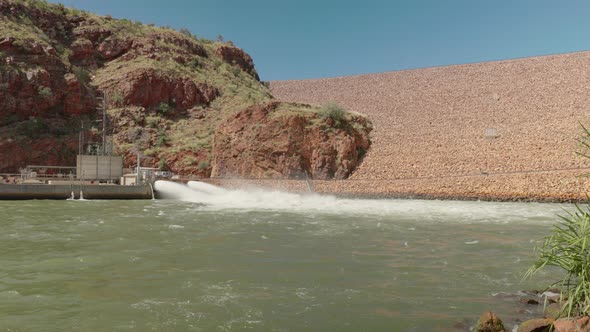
[
  {"left": 211, "top": 102, "right": 372, "bottom": 179},
  {"left": 0, "top": 0, "right": 372, "bottom": 178}
]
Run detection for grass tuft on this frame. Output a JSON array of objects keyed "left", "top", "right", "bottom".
[{"left": 524, "top": 205, "right": 590, "bottom": 318}]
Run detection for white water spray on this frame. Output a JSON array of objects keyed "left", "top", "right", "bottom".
[
  {"left": 187, "top": 181, "right": 227, "bottom": 195},
  {"left": 153, "top": 180, "right": 568, "bottom": 223}
]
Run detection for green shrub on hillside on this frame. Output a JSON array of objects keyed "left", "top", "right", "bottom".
[
  {"left": 157, "top": 102, "right": 170, "bottom": 115},
  {"left": 156, "top": 129, "right": 168, "bottom": 147},
  {"left": 72, "top": 66, "right": 90, "bottom": 84},
  {"left": 179, "top": 27, "right": 198, "bottom": 41},
  {"left": 37, "top": 86, "right": 53, "bottom": 98},
  {"left": 110, "top": 92, "right": 124, "bottom": 107},
  {"left": 21, "top": 117, "right": 48, "bottom": 138},
  {"left": 230, "top": 66, "right": 241, "bottom": 77},
  {"left": 319, "top": 101, "right": 347, "bottom": 128},
  {"left": 158, "top": 158, "right": 168, "bottom": 171},
  {"left": 188, "top": 58, "right": 200, "bottom": 69},
  {"left": 197, "top": 160, "right": 210, "bottom": 171}
]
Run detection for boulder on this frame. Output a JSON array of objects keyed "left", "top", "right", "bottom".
[
  {"left": 215, "top": 45, "right": 259, "bottom": 80},
  {"left": 98, "top": 37, "right": 132, "bottom": 60},
  {"left": 553, "top": 316, "right": 590, "bottom": 332},
  {"left": 70, "top": 38, "right": 94, "bottom": 60},
  {"left": 517, "top": 318, "right": 553, "bottom": 332},
  {"left": 475, "top": 311, "right": 506, "bottom": 332}
]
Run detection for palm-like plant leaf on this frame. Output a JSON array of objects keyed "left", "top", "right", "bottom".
[{"left": 524, "top": 204, "right": 590, "bottom": 317}]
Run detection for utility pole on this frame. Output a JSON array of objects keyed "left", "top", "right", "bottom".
[
  {"left": 79, "top": 120, "right": 84, "bottom": 155},
  {"left": 102, "top": 92, "right": 107, "bottom": 156},
  {"left": 78, "top": 120, "right": 84, "bottom": 181},
  {"left": 136, "top": 151, "right": 142, "bottom": 185},
  {"left": 96, "top": 92, "right": 107, "bottom": 156}
]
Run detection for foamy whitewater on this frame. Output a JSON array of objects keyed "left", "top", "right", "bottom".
[{"left": 154, "top": 180, "right": 570, "bottom": 223}]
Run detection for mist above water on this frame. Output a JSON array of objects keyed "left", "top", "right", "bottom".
[{"left": 154, "top": 180, "right": 568, "bottom": 223}]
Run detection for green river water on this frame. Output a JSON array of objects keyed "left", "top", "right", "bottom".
[{"left": 0, "top": 182, "right": 570, "bottom": 331}]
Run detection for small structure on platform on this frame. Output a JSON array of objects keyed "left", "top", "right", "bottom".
[
  {"left": 77, "top": 155, "right": 123, "bottom": 182},
  {"left": 121, "top": 167, "right": 156, "bottom": 186}
]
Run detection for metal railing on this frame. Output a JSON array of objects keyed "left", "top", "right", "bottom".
[{"left": 0, "top": 172, "right": 81, "bottom": 184}]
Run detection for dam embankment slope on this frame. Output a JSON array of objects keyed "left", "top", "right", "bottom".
[{"left": 271, "top": 52, "right": 590, "bottom": 200}]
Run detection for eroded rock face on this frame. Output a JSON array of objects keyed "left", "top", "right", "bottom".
[
  {"left": 100, "top": 69, "right": 218, "bottom": 110},
  {"left": 73, "top": 26, "right": 112, "bottom": 43},
  {"left": 0, "top": 53, "right": 96, "bottom": 125},
  {"left": 70, "top": 38, "right": 94, "bottom": 61},
  {"left": 0, "top": 48, "right": 96, "bottom": 125},
  {"left": 98, "top": 37, "right": 132, "bottom": 61},
  {"left": 215, "top": 45, "right": 259, "bottom": 81},
  {"left": 163, "top": 149, "right": 211, "bottom": 177},
  {"left": 211, "top": 102, "right": 372, "bottom": 179},
  {"left": 0, "top": 136, "right": 79, "bottom": 172}
]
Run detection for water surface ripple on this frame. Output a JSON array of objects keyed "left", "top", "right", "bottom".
[{"left": 0, "top": 187, "right": 569, "bottom": 331}]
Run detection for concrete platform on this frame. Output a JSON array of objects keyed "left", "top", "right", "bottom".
[{"left": 0, "top": 183, "right": 153, "bottom": 200}]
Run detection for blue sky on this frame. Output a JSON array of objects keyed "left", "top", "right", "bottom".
[{"left": 50, "top": 0, "right": 590, "bottom": 81}]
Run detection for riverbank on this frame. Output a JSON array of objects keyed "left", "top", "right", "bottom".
[{"left": 204, "top": 168, "right": 590, "bottom": 203}]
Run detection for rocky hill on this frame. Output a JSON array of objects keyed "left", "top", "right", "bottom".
[
  {"left": 0, "top": 0, "right": 371, "bottom": 179},
  {"left": 271, "top": 52, "right": 590, "bottom": 200}
]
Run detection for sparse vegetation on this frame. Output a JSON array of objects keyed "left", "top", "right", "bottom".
[
  {"left": 158, "top": 158, "right": 168, "bottom": 170},
  {"left": 188, "top": 58, "right": 200, "bottom": 69},
  {"left": 110, "top": 92, "right": 124, "bottom": 107},
  {"left": 178, "top": 27, "right": 198, "bottom": 41},
  {"left": 37, "top": 86, "right": 53, "bottom": 98},
  {"left": 145, "top": 116, "right": 159, "bottom": 128},
  {"left": 156, "top": 129, "right": 168, "bottom": 147},
  {"left": 72, "top": 66, "right": 90, "bottom": 84},
  {"left": 157, "top": 102, "right": 171, "bottom": 115},
  {"left": 21, "top": 117, "right": 48, "bottom": 138},
  {"left": 183, "top": 155, "right": 197, "bottom": 166},
  {"left": 230, "top": 65, "right": 241, "bottom": 77},
  {"left": 197, "top": 160, "right": 210, "bottom": 171},
  {"left": 318, "top": 101, "right": 347, "bottom": 127}
]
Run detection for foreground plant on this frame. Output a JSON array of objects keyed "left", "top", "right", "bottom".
[{"left": 524, "top": 205, "right": 590, "bottom": 317}]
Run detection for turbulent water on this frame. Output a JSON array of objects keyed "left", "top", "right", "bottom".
[{"left": 0, "top": 181, "right": 570, "bottom": 331}]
